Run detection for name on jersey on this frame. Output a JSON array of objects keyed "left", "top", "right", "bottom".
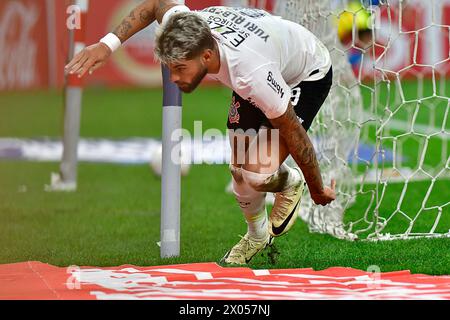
[
  {"left": 204, "top": 7, "right": 270, "bottom": 44},
  {"left": 208, "top": 18, "right": 249, "bottom": 47},
  {"left": 267, "top": 71, "right": 285, "bottom": 99}
]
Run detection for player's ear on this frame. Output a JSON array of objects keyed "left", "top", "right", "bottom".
[{"left": 201, "top": 48, "right": 213, "bottom": 62}]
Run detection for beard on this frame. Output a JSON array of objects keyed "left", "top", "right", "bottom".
[{"left": 178, "top": 65, "right": 208, "bottom": 93}]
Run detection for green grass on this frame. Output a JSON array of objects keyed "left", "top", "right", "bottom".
[
  {"left": 1, "top": 161, "right": 449, "bottom": 274},
  {"left": 0, "top": 86, "right": 231, "bottom": 138},
  {"left": 0, "top": 82, "right": 449, "bottom": 275},
  {"left": 344, "top": 179, "right": 450, "bottom": 238}
]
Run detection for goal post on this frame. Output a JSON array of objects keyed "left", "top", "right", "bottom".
[{"left": 229, "top": 0, "right": 450, "bottom": 241}]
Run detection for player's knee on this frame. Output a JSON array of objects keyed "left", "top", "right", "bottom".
[
  {"left": 231, "top": 175, "right": 265, "bottom": 214},
  {"left": 241, "top": 168, "right": 277, "bottom": 192},
  {"left": 229, "top": 164, "right": 244, "bottom": 184}
]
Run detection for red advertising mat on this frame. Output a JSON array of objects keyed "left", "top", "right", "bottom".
[{"left": 1, "top": 261, "right": 450, "bottom": 300}]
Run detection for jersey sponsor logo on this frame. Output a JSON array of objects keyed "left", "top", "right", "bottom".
[
  {"left": 228, "top": 96, "right": 241, "bottom": 124},
  {"left": 267, "top": 71, "right": 285, "bottom": 99}
]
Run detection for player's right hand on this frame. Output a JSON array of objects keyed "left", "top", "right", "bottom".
[{"left": 65, "top": 42, "right": 112, "bottom": 78}]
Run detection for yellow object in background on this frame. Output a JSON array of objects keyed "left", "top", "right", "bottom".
[{"left": 337, "top": 1, "right": 373, "bottom": 41}]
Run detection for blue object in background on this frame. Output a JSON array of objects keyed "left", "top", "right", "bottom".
[
  {"left": 348, "top": 142, "right": 400, "bottom": 164},
  {"left": 361, "top": 0, "right": 380, "bottom": 6},
  {"left": 348, "top": 48, "right": 363, "bottom": 67}
]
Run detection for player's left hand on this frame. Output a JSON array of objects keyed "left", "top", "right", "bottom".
[
  {"left": 311, "top": 179, "right": 336, "bottom": 206},
  {"left": 65, "top": 42, "right": 111, "bottom": 78}
]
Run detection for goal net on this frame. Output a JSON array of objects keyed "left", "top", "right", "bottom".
[{"left": 224, "top": 0, "right": 450, "bottom": 241}]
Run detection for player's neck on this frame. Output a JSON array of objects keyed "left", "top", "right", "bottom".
[{"left": 207, "top": 41, "right": 221, "bottom": 74}]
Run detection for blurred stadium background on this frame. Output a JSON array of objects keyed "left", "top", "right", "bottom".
[{"left": 0, "top": 0, "right": 449, "bottom": 276}]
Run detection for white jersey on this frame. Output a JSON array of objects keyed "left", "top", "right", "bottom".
[{"left": 162, "top": 6, "right": 332, "bottom": 119}]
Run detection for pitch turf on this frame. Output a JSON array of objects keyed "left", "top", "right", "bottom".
[{"left": 0, "top": 82, "right": 449, "bottom": 275}]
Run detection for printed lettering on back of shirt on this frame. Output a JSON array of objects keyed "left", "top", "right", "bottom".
[
  {"left": 207, "top": 17, "right": 249, "bottom": 47},
  {"left": 232, "top": 8, "right": 268, "bottom": 19},
  {"left": 205, "top": 8, "right": 270, "bottom": 43}
]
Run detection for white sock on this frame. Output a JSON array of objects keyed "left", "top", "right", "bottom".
[
  {"left": 231, "top": 165, "right": 268, "bottom": 240},
  {"left": 243, "top": 206, "right": 268, "bottom": 240}
]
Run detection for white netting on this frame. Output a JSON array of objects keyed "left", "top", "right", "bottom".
[{"left": 225, "top": 0, "right": 450, "bottom": 241}]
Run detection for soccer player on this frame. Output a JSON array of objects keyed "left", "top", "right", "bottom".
[{"left": 65, "top": 0, "right": 337, "bottom": 265}]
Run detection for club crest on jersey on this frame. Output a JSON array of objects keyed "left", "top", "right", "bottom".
[
  {"left": 267, "top": 71, "right": 285, "bottom": 98},
  {"left": 228, "top": 96, "right": 241, "bottom": 124}
]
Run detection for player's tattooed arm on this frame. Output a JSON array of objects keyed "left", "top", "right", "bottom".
[
  {"left": 270, "top": 102, "right": 336, "bottom": 206},
  {"left": 270, "top": 103, "right": 323, "bottom": 193},
  {"left": 113, "top": 0, "right": 180, "bottom": 43},
  {"left": 155, "top": 0, "right": 181, "bottom": 24}
]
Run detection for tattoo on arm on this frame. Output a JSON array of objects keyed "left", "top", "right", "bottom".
[
  {"left": 140, "top": 9, "right": 152, "bottom": 23},
  {"left": 128, "top": 9, "right": 137, "bottom": 20},
  {"left": 159, "top": 0, "right": 173, "bottom": 10},
  {"left": 270, "top": 103, "right": 324, "bottom": 194},
  {"left": 112, "top": 1, "right": 159, "bottom": 43},
  {"left": 156, "top": 0, "right": 178, "bottom": 23},
  {"left": 113, "top": 20, "right": 133, "bottom": 42}
]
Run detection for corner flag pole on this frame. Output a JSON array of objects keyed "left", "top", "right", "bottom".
[
  {"left": 159, "top": 1, "right": 186, "bottom": 259},
  {"left": 160, "top": 66, "right": 182, "bottom": 258},
  {"left": 47, "top": 0, "right": 89, "bottom": 192}
]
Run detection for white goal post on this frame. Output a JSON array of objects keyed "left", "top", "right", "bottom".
[{"left": 225, "top": 0, "right": 450, "bottom": 241}]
